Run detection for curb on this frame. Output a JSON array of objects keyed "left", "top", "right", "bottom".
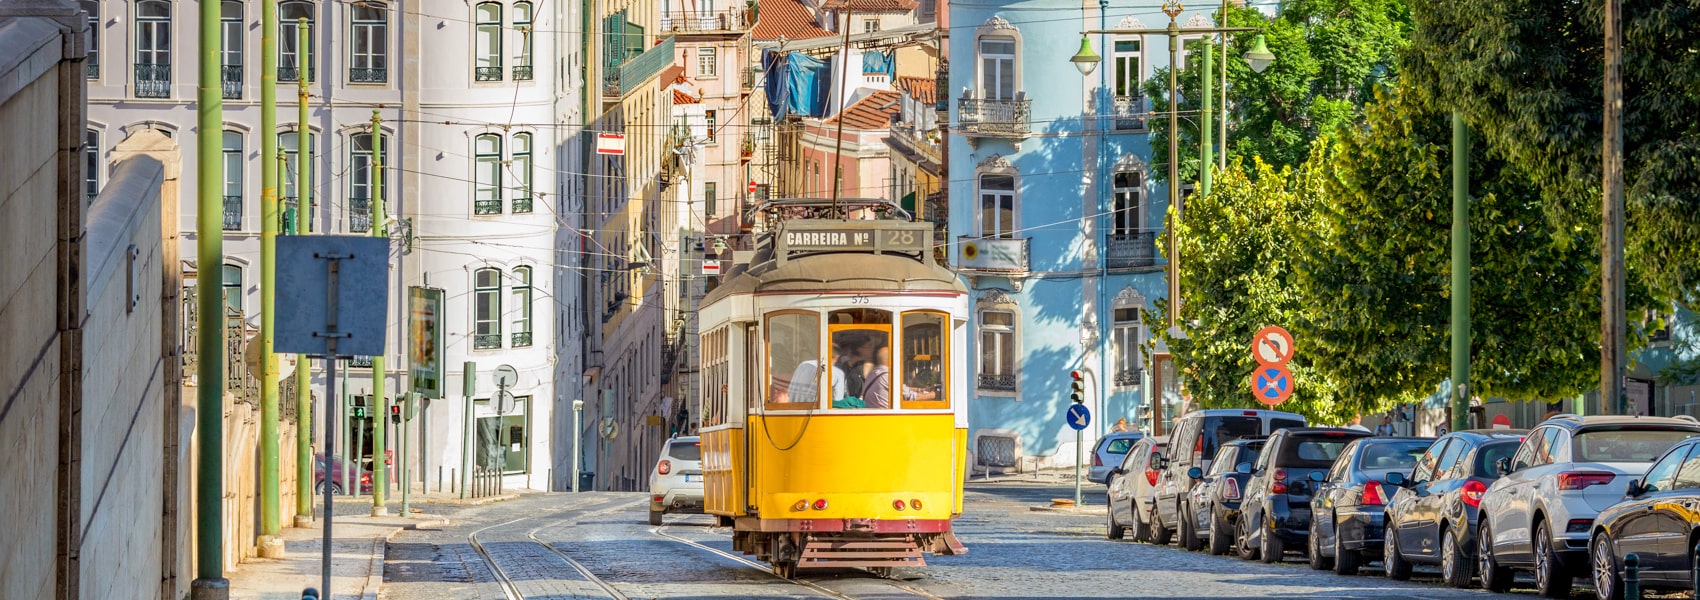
[
  {"left": 1028, "top": 505, "right": 1108, "bottom": 515},
  {"left": 365, "top": 519, "right": 445, "bottom": 600}
]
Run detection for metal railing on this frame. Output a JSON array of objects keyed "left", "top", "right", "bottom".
[
  {"left": 470, "top": 467, "right": 504, "bottom": 497},
  {"left": 134, "top": 63, "right": 170, "bottom": 98},
  {"left": 221, "top": 65, "right": 242, "bottom": 99},
  {"left": 349, "top": 197, "right": 372, "bottom": 233},
  {"left": 741, "top": 66, "right": 758, "bottom": 90},
  {"left": 1115, "top": 369, "right": 1141, "bottom": 387},
  {"left": 511, "top": 196, "right": 532, "bottom": 213},
  {"left": 222, "top": 196, "right": 242, "bottom": 230},
  {"left": 348, "top": 67, "right": 386, "bottom": 83},
  {"left": 603, "top": 36, "right": 675, "bottom": 98},
  {"left": 473, "top": 333, "right": 502, "bottom": 349},
  {"left": 475, "top": 66, "right": 503, "bottom": 82},
  {"left": 474, "top": 199, "right": 502, "bottom": 215},
  {"left": 512, "top": 65, "right": 533, "bottom": 81},
  {"left": 957, "top": 97, "right": 1031, "bottom": 137},
  {"left": 86, "top": 61, "right": 98, "bottom": 79},
  {"left": 978, "top": 373, "right": 1016, "bottom": 391},
  {"left": 1111, "top": 95, "right": 1149, "bottom": 131},
  {"left": 1107, "top": 231, "right": 1159, "bottom": 269},
  {"left": 511, "top": 331, "right": 532, "bottom": 347},
  {"left": 660, "top": 8, "right": 748, "bottom": 32},
  {"left": 278, "top": 65, "right": 314, "bottom": 83}
]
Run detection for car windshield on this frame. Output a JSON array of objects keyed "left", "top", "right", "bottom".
[
  {"left": 1474, "top": 440, "right": 1521, "bottom": 478},
  {"left": 1203, "top": 417, "right": 1263, "bottom": 458},
  {"left": 668, "top": 441, "right": 702, "bottom": 461},
  {"left": 1358, "top": 441, "right": 1430, "bottom": 470},
  {"left": 1279, "top": 436, "right": 1353, "bottom": 468},
  {"left": 1574, "top": 428, "right": 1696, "bottom": 462}
]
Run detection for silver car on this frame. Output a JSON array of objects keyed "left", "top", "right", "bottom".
[
  {"left": 1090, "top": 431, "right": 1146, "bottom": 484},
  {"left": 1476, "top": 415, "right": 1700, "bottom": 597},
  {"left": 648, "top": 436, "right": 704, "bottom": 525},
  {"left": 1106, "top": 436, "right": 1168, "bottom": 542}
]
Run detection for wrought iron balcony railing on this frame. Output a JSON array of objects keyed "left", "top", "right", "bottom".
[
  {"left": 1115, "top": 369, "right": 1141, "bottom": 387},
  {"left": 957, "top": 97, "right": 1031, "bottom": 138},
  {"left": 222, "top": 196, "right": 242, "bottom": 230},
  {"left": 473, "top": 333, "right": 502, "bottom": 349},
  {"left": 511, "top": 196, "right": 533, "bottom": 213},
  {"left": 134, "top": 63, "right": 170, "bottom": 98},
  {"left": 349, "top": 196, "right": 372, "bottom": 232},
  {"left": 278, "top": 64, "right": 314, "bottom": 83},
  {"left": 977, "top": 373, "right": 1016, "bottom": 391},
  {"left": 86, "top": 61, "right": 98, "bottom": 79},
  {"left": 512, "top": 65, "right": 533, "bottom": 81},
  {"left": 475, "top": 66, "right": 503, "bottom": 82},
  {"left": 221, "top": 65, "right": 242, "bottom": 99},
  {"left": 474, "top": 199, "right": 502, "bottom": 215},
  {"left": 659, "top": 8, "right": 749, "bottom": 32},
  {"left": 349, "top": 67, "right": 387, "bottom": 83},
  {"left": 1111, "top": 95, "right": 1149, "bottom": 131},
  {"left": 1107, "top": 231, "right": 1159, "bottom": 269},
  {"left": 741, "top": 66, "right": 758, "bottom": 90},
  {"left": 511, "top": 331, "right": 532, "bottom": 347}
]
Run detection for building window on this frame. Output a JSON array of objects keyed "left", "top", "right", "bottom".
[
  {"left": 978, "top": 310, "right": 1016, "bottom": 391},
  {"left": 510, "top": 132, "right": 533, "bottom": 212},
  {"left": 475, "top": 395, "right": 527, "bottom": 473},
  {"left": 863, "top": 18, "right": 881, "bottom": 33},
  {"left": 219, "top": 1, "right": 242, "bottom": 98},
  {"left": 222, "top": 131, "right": 243, "bottom": 230},
  {"left": 474, "top": 267, "right": 502, "bottom": 349},
  {"left": 704, "top": 182, "right": 716, "bottom": 216},
  {"left": 977, "top": 173, "right": 1015, "bottom": 238},
  {"left": 473, "top": 134, "right": 502, "bottom": 214},
  {"left": 222, "top": 264, "right": 244, "bottom": 314},
  {"left": 1112, "top": 170, "right": 1142, "bottom": 235},
  {"left": 511, "top": 266, "right": 533, "bottom": 347},
  {"left": 350, "top": 2, "right": 388, "bottom": 82},
  {"left": 697, "top": 47, "right": 717, "bottom": 77},
  {"left": 512, "top": 1, "right": 534, "bottom": 80},
  {"left": 976, "top": 35, "right": 1016, "bottom": 101},
  {"left": 350, "top": 132, "right": 385, "bottom": 233},
  {"left": 81, "top": 0, "right": 99, "bottom": 79},
  {"left": 1113, "top": 307, "right": 1142, "bottom": 387},
  {"left": 279, "top": 1, "right": 314, "bottom": 82},
  {"left": 83, "top": 129, "right": 99, "bottom": 202},
  {"left": 1112, "top": 38, "right": 1144, "bottom": 130},
  {"left": 474, "top": 3, "right": 502, "bottom": 81},
  {"left": 134, "top": 0, "right": 172, "bottom": 98},
  {"left": 705, "top": 109, "right": 717, "bottom": 143},
  {"left": 280, "top": 130, "right": 314, "bottom": 207}
]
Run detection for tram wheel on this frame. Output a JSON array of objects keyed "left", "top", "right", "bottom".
[
  {"left": 869, "top": 567, "right": 894, "bottom": 578},
  {"left": 772, "top": 562, "right": 798, "bottom": 579}
]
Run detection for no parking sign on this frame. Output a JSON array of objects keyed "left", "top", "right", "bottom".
[{"left": 1249, "top": 326, "right": 1296, "bottom": 405}]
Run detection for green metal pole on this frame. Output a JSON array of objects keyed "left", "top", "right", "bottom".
[
  {"left": 370, "top": 110, "right": 390, "bottom": 516},
  {"left": 1218, "top": 0, "right": 1228, "bottom": 171},
  {"left": 256, "top": 0, "right": 283, "bottom": 553},
  {"left": 292, "top": 19, "right": 314, "bottom": 528},
  {"left": 193, "top": 0, "right": 228, "bottom": 588},
  {"left": 1450, "top": 112, "right": 1471, "bottom": 434},
  {"left": 1199, "top": 43, "right": 1213, "bottom": 196},
  {"left": 402, "top": 394, "right": 412, "bottom": 515}
]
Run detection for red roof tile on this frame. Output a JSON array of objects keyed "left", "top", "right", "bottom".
[
  {"left": 826, "top": 89, "right": 901, "bottom": 129},
  {"left": 894, "top": 76, "right": 935, "bottom": 106},
  {"left": 820, "top": 0, "right": 917, "bottom": 12},
  {"left": 752, "top": 0, "right": 834, "bottom": 41}
]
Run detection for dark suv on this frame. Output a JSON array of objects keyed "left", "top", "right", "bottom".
[{"left": 1236, "top": 427, "right": 1372, "bottom": 562}]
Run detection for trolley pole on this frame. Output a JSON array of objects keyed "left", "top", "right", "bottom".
[
  {"left": 256, "top": 0, "right": 283, "bottom": 557},
  {"left": 192, "top": 0, "right": 228, "bottom": 588},
  {"left": 371, "top": 110, "right": 390, "bottom": 516},
  {"left": 292, "top": 19, "right": 315, "bottom": 529}
]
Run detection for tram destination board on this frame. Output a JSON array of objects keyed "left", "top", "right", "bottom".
[{"left": 780, "top": 222, "right": 930, "bottom": 255}]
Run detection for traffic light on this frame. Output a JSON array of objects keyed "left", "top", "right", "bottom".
[
  {"left": 350, "top": 396, "right": 368, "bottom": 419},
  {"left": 1070, "top": 371, "right": 1085, "bottom": 404},
  {"left": 389, "top": 404, "right": 401, "bottom": 424}
]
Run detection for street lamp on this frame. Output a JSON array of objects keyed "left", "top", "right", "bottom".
[
  {"left": 1071, "top": 36, "right": 1102, "bottom": 76},
  {"left": 1243, "top": 34, "right": 1276, "bottom": 73}
]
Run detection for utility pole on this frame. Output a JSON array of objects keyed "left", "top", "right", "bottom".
[
  {"left": 1165, "top": 2, "right": 1181, "bottom": 330},
  {"left": 1450, "top": 113, "right": 1471, "bottom": 434},
  {"left": 292, "top": 18, "right": 314, "bottom": 529},
  {"left": 370, "top": 110, "right": 390, "bottom": 516},
  {"left": 255, "top": 0, "right": 283, "bottom": 557},
  {"left": 1601, "top": 0, "right": 1627, "bottom": 415},
  {"left": 1199, "top": 43, "right": 1213, "bottom": 196},
  {"left": 192, "top": 0, "right": 228, "bottom": 592},
  {"left": 1218, "top": 0, "right": 1228, "bottom": 171}
]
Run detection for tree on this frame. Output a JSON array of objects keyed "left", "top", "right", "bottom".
[{"left": 1402, "top": 0, "right": 1700, "bottom": 304}]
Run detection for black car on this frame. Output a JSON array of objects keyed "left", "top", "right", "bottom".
[
  {"left": 1186, "top": 438, "right": 1265, "bottom": 555},
  {"left": 1382, "top": 429, "right": 1526, "bottom": 587},
  {"left": 1237, "top": 427, "right": 1372, "bottom": 562},
  {"left": 1308, "top": 436, "right": 1435, "bottom": 574},
  {"left": 1588, "top": 435, "right": 1700, "bottom": 600}
]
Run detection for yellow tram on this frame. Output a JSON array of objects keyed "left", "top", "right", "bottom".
[{"left": 696, "top": 200, "right": 969, "bottom": 577}]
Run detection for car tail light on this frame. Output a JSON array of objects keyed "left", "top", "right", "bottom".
[
  {"left": 360, "top": 473, "right": 371, "bottom": 484},
  {"left": 1567, "top": 519, "right": 1593, "bottom": 533},
  {"left": 1243, "top": 411, "right": 1259, "bottom": 416},
  {"left": 1557, "top": 472, "right": 1615, "bottom": 491},
  {"left": 893, "top": 499, "right": 907, "bottom": 511},
  {"left": 1146, "top": 469, "right": 1160, "bottom": 486},
  {"left": 653, "top": 495, "right": 664, "bottom": 502},
  {"left": 1093, "top": 453, "right": 1103, "bottom": 467},
  {"left": 1362, "top": 480, "right": 1384, "bottom": 506},
  {"left": 1461, "top": 480, "right": 1487, "bottom": 507},
  {"left": 1273, "top": 468, "right": 1287, "bottom": 481},
  {"left": 812, "top": 499, "right": 828, "bottom": 511},
  {"left": 1194, "top": 436, "right": 1204, "bottom": 465},
  {"left": 658, "top": 460, "right": 672, "bottom": 475},
  {"left": 1223, "top": 478, "right": 1241, "bottom": 500},
  {"left": 911, "top": 499, "right": 923, "bottom": 510},
  {"left": 1272, "top": 482, "right": 1288, "bottom": 494},
  {"left": 793, "top": 500, "right": 809, "bottom": 512}
]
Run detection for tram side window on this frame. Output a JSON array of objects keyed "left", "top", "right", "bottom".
[
  {"left": 827, "top": 309, "right": 891, "bottom": 409},
  {"left": 897, "top": 311, "right": 947, "bottom": 408},
  {"left": 766, "top": 311, "right": 822, "bottom": 407},
  {"left": 703, "top": 326, "right": 729, "bottom": 427}
]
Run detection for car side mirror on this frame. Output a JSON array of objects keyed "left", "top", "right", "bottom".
[
  {"left": 1495, "top": 457, "right": 1513, "bottom": 477},
  {"left": 1151, "top": 452, "right": 1168, "bottom": 469},
  {"left": 1110, "top": 467, "right": 1125, "bottom": 478},
  {"left": 1385, "top": 472, "right": 1407, "bottom": 488},
  {"left": 1187, "top": 467, "right": 1203, "bottom": 480},
  {"left": 1235, "top": 463, "right": 1252, "bottom": 475},
  {"left": 1307, "top": 471, "right": 1325, "bottom": 483},
  {"left": 1626, "top": 478, "right": 1645, "bottom": 497}
]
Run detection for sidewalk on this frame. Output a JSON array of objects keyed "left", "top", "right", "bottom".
[{"left": 227, "top": 512, "right": 421, "bottom": 600}]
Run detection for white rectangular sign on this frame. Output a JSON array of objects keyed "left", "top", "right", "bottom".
[
  {"left": 702, "top": 260, "right": 721, "bottom": 275},
  {"left": 595, "top": 133, "right": 626, "bottom": 156}
]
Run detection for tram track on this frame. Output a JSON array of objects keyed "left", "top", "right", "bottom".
[
  {"left": 652, "top": 523, "right": 947, "bottom": 600},
  {"left": 466, "top": 497, "right": 642, "bottom": 600}
]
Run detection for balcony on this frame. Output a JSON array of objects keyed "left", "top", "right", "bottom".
[
  {"left": 134, "top": 63, "right": 170, "bottom": 98},
  {"left": 1111, "top": 95, "right": 1148, "bottom": 131},
  {"left": 473, "top": 333, "right": 502, "bottom": 350},
  {"left": 957, "top": 236, "right": 1030, "bottom": 275},
  {"left": 660, "top": 8, "right": 749, "bottom": 32},
  {"left": 349, "top": 196, "right": 372, "bottom": 233},
  {"left": 511, "top": 331, "right": 532, "bottom": 347},
  {"left": 511, "top": 196, "right": 532, "bottom": 213},
  {"left": 278, "top": 65, "right": 314, "bottom": 83},
  {"left": 1107, "top": 231, "right": 1159, "bottom": 269},
  {"left": 474, "top": 199, "right": 502, "bottom": 215},
  {"left": 741, "top": 67, "right": 758, "bottom": 91},
  {"left": 512, "top": 65, "right": 533, "bottom": 81},
  {"left": 221, "top": 65, "right": 242, "bottom": 99},
  {"left": 475, "top": 66, "right": 503, "bottom": 82},
  {"left": 1115, "top": 369, "right": 1141, "bottom": 387},
  {"left": 349, "top": 67, "right": 386, "bottom": 83},
  {"left": 604, "top": 36, "right": 675, "bottom": 99},
  {"left": 978, "top": 373, "right": 1016, "bottom": 391},
  {"left": 957, "top": 96, "right": 1030, "bottom": 139},
  {"left": 86, "top": 61, "right": 97, "bottom": 79},
  {"left": 222, "top": 196, "right": 242, "bottom": 230}
]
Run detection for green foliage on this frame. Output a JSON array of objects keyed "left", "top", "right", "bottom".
[{"left": 1402, "top": 0, "right": 1700, "bottom": 303}]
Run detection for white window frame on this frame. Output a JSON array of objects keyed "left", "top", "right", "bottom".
[
  {"left": 1110, "top": 289, "right": 1145, "bottom": 390},
  {"left": 975, "top": 35, "right": 1017, "bottom": 101},
  {"left": 1111, "top": 167, "right": 1144, "bottom": 236},
  {"left": 350, "top": 1, "right": 388, "bottom": 82},
  {"left": 976, "top": 171, "right": 1016, "bottom": 239},
  {"left": 510, "top": 266, "right": 533, "bottom": 347},
  {"left": 978, "top": 308, "right": 1017, "bottom": 393},
  {"left": 222, "top": 130, "right": 244, "bottom": 229},
  {"left": 279, "top": 0, "right": 314, "bottom": 81},
  {"left": 474, "top": 267, "right": 503, "bottom": 349},
  {"left": 696, "top": 46, "right": 717, "bottom": 78}
]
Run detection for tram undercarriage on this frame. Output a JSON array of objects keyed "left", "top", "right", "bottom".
[{"left": 732, "top": 518, "right": 968, "bottom": 577}]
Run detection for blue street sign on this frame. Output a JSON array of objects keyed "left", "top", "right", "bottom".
[
  {"left": 1253, "top": 365, "right": 1294, "bottom": 405},
  {"left": 1066, "top": 404, "right": 1091, "bottom": 431}
]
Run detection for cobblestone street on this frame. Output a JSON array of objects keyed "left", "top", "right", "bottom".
[{"left": 376, "top": 476, "right": 1580, "bottom": 599}]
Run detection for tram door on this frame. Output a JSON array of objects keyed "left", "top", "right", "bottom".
[{"left": 743, "top": 323, "right": 759, "bottom": 512}]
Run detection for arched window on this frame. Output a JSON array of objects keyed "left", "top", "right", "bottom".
[
  {"left": 222, "top": 263, "right": 244, "bottom": 314},
  {"left": 512, "top": 1, "right": 534, "bottom": 80},
  {"left": 350, "top": 2, "right": 387, "bottom": 82},
  {"left": 80, "top": 0, "right": 99, "bottom": 78},
  {"left": 349, "top": 131, "right": 385, "bottom": 232},
  {"left": 279, "top": 0, "right": 314, "bottom": 82},
  {"left": 510, "top": 132, "right": 533, "bottom": 213},
  {"left": 134, "top": 0, "right": 172, "bottom": 98},
  {"left": 510, "top": 266, "right": 532, "bottom": 347},
  {"left": 220, "top": 1, "right": 243, "bottom": 98},
  {"left": 473, "top": 134, "right": 502, "bottom": 214},
  {"left": 222, "top": 131, "right": 243, "bottom": 230},
  {"left": 474, "top": 3, "right": 503, "bottom": 81},
  {"left": 473, "top": 267, "right": 502, "bottom": 349}
]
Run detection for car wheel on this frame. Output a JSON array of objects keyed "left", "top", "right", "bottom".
[
  {"left": 1591, "top": 533, "right": 1624, "bottom": 600},
  {"left": 1533, "top": 520, "right": 1574, "bottom": 598},
  {"left": 1152, "top": 510, "right": 1174, "bottom": 546},
  {"left": 1384, "top": 524, "right": 1413, "bottom": 580},
  {"left": 1441, "top": 525, "right": 1474, "bottom": 588},
  {"left": 649, "top": 509, "right": 663, "bottom": 526},
  {"left": 1308, "top": 517, "right": 1334, "bottom": 571},
  {"left": 1259, "top": 519, "right": 1284, "bottom": 564},
  {"left": 1237, "top": 513, "right": 1261, "bottom": 561},
  {"left": 1208, "top": 511, "right": 1233, "bottom": 556},
  {"left": 1180, "top": 504, "right": 1203, "bottom": 551},
  {"left": 1478, "top": 521, "right": 1514, "bottom": 592},
  {"left": 1106, "top": 501, "right": 1126, "bottom": 540},
  {"left": 1335, "top": 525, "right": 1361, "bottom": 576},
  {"left": 314, "top": 480, "right": 343, "bottom": 495},
  {"left": 1132, "top": 502, "right": 1153, "bottom": 543}
]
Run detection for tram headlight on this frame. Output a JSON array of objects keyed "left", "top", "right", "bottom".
[
  {"left": 792, "top": 500, "right": 809, "bottom": 512},
  {"left": 812, "top": 499, "right": 828, "bottom": 511},
  {"left": 893, "top": 499, "right": 906, "bottom": 511},
  {"left": 910, "top": 499, "right": 923, "bottom": 510}
]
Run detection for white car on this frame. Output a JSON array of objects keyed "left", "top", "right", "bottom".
[
  {"left": 1475, "top": 415, "right": 1700, "bottom": 597},
  {"left": 648, "top": 436, "right": 704, "bottom": 525},
  {"left": 1106, "top": 436, "right": 1168, "bottom": 542}
]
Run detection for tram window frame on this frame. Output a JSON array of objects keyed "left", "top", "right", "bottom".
[
  {"left": 703, "top": 326, "right": 730, "bottom": 427},
  {"left": 826, "top": 309, "right": 893, "bottom": 410},
  {"left": 764, "top": 309, "right": 824, "bottom": 410},
  {"left": 898, "top": 311, "right": 950, "bottom": 410}
]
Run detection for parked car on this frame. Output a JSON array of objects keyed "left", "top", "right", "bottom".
[
  {"left": 649, "top": 436, "right": 704, "bottom": 525},
  {"left": 1308, "top": 436, "right": 1435, "bottom": 575},
  {"left": 1382, "top": 429, "right": 1526, "bottom": 586},
  {"left": 313, "top": 453, "right": 372, "bottom": 495},
  {"left": 1106, "top": 436, "right": 1167, "bottom": 542},
  {"left": 1588, "top": 434, "right": 1700, "bottom": 600},
  {"left": 1476, "top": 415, "right": 1700, "bottom": 597},
  {"left": 1187, "top": 438, "right": 1266, "bottom": 555},
  {"left": 1090, "top": 431, "right": 1146, "bottom": 484},
  {"left": 1154, "top": 409, "right": 1306, "bottom": 550},
  {"left": 1236, "top": 427, "right": 1372, "bottom": 562}
]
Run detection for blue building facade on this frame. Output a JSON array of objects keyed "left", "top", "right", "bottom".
[{"left": 948, "top": 0, "right": 1219, "bottom": 469}]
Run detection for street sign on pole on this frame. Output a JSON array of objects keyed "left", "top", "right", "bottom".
[
  {"left": 1066, "top": 404, "right": 1091, "bottom": 430},
  {"left": 1251, "top": 325, "right": 1295, "bottom": 366},
  {"left": 494, "top": 389, "right": 516, "bottom": 415},
  {"left": 1251, "top": 365, "right": 1294, "bottom": 406},
  {"left": 493, "top": 364, "right": 518, "bottom": 389},
  {"left": 1067, "top": 403, "right": 1091, "bottom": 507}
]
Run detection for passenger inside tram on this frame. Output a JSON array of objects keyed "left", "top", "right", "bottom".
[
  {"left": 830, "top": 331, "right": 883, "bottom": 408},
  {"left": 861, "top": 343, "right": 937, "bottom": 408}
]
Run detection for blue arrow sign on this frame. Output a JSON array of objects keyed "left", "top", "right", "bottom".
[{"left": 1066, "top": 404, "right": 1091, "bottom": 431}]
